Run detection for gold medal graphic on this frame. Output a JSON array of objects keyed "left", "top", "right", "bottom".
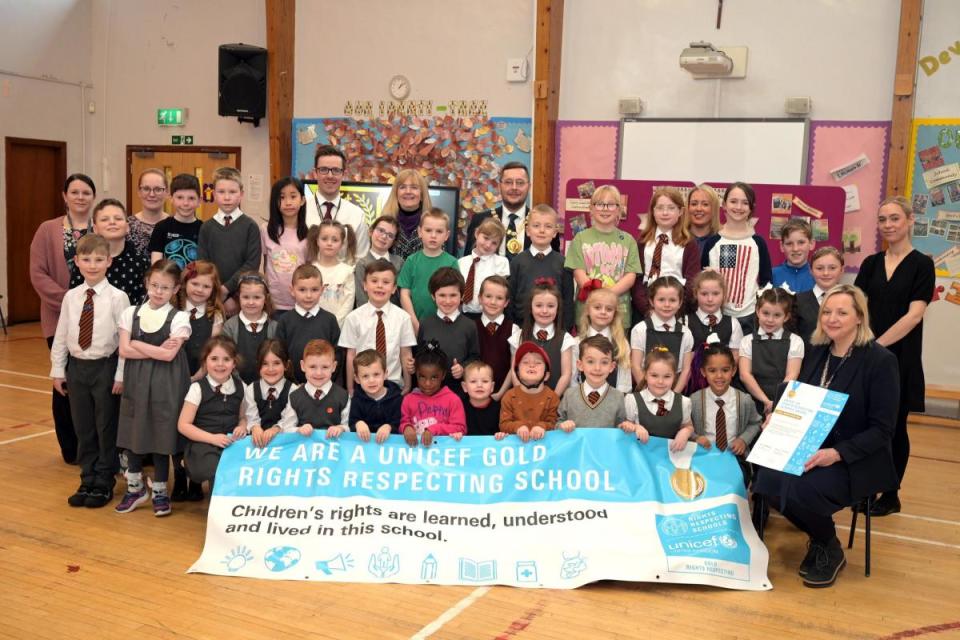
[
  {"left": 670, "top": 468, "right": 706, "bottom": 501},
  {"left": 506, "top": 237, "right": 522, "bottom": 254}
]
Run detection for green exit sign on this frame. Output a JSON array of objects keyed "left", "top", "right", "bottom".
[{"left": 157, "top": 108, "right": 187, "bottom": 126}]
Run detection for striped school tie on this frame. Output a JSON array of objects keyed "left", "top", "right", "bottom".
[
  {"left": 715, "top": 399, "right": 728, "bottom": 451},
  {"left": 655, "top": 399, "right": 668, "bottom": 417},
  {"left": 486, "top": 321, "right": 498, "bottom": 336},
  {"left": 707, "top": 314, "right": 717, "bottom": 328},
  {"left": 78, "top": 288, "right": 95, "bottom": 350},
  {"left": 649, "top": 233, "right": 668, "bottom": 279},
  {"left": 536, "top": 329, "right": 548, "bottom": 341},
  {"left": 462, "top": 256, "right": 480, "bottom": 304},
  {"left": 587, "top": 391, "right": 601, "bottom": 406},
  {"left": 375, "top": 310, "right": 387, "bottom": 357}
]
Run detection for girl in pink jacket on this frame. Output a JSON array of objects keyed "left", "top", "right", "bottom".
[{"left": 401, "top": 341, "right": 466, "bottom": 447}]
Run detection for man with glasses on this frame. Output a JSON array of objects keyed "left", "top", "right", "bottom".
[
  {"left": 308, "top": 144, "right": 370, "bottom": 258},
  {"left": 463, "top": 162, "right": 557, "bottom": 260}
]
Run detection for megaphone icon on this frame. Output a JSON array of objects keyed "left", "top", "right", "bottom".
[{"left": 315, "top": 553, "right": 354, "bottom": 575}]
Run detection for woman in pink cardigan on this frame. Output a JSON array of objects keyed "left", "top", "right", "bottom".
[{"left": 29, "top": 173, "right": 97, "bottom": 463}]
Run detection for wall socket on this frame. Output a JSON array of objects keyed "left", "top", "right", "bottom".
[{"left": 507, "top": 58, "right": 528, "bottom": 82}]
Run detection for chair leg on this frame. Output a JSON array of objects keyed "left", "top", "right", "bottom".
[
  {"left": 865, "top": 496, "right": 872, "bottom": 577},
  {"left": 753, "top": 495, "right": 765, "bottom": 541},
  {"left": 0, "top": 298, "right": 6, "bottom": 336}
]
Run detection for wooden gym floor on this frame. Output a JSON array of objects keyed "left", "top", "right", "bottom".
[{"left": 0, "top": 322, "right": 958, "bottom": 640}]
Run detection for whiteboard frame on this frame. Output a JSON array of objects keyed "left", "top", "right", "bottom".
[{"left": 617, "top": 117, "right": 810, "bottom": 185}]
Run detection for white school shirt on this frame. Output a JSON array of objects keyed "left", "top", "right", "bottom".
[
  {"left": 499, "top": 204, "right": 528, "bottom": 255},
  {"left": 239, "top": 312, "right": 268, "bottom": 333},
  {"left": 339, "top": 302, "right": 417, "bottom": 384},
  {"left": 482, "top": 313, "right": 505, "bottom": 331},
  {"left": 641, "top": 228, "right": 686, "bottom": 284},
  {"left": 739, "top": 329, "right": 805, "bottom": 360},
  {"left": 812, "top": 285, "right": 827, "bottom": 305},
  {"left": 213, "top": 208, "right": 245, "bottom": 226},
  {"left": 314, "top": 261, "right": 356, "bottom": 326},
  {"left": 701, "top": 387, "right": 739, "bottom": 446},
  {"left": 458, "top": 252, "right": 511, "bottom": 314},
  {"left": 624, "top": 389, "right": 692, "bottom": 426},
  {"left": 184, "top": 374, "right": 243, "bottom": 406},
  {"left": 306, "top": 194, "right": 371, "bottom": 259},
  {"left": 629, "top": 315, "right": 694, "bottom": 372},
  {"left": 294, "top": 303, "right": 323, "bottom": 318},
  {"left": 438, "top": 309, "right": 461, "bottom": 323},
  {"left": 118, "top": 303, "right": 192, "bottom": 339},
  {"left": 529, "top": 246, "right": 553, "bottom": 258},
  {"left": 277, "top": 380, "right": 351, "bottom": 432},
  {"left": 49, "top": 279, "right": 130, "bottom": 380},
  {"left": 508, "top": 324, "right": 577, "bottom": 377},
  {"left": 243, "top": 379, "right": 300, "bottom": 430},
  {"left": 576, "top": 326, "right": 632, "bottom": 393},
  {"left": 694, "top": 308, "right": 744, "bottom": 351}
]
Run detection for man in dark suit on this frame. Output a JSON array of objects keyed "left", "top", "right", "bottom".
[{"left": 463, "top": 162, "right": 560, "bottom": 259}]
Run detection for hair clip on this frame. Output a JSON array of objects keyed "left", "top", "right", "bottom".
[
  {"left": 652, "top": 345, "right": 671, "bottom": 353},
  {"left": 705, "top": 333, "right": 721, "bottom": 345},
  {"left": 424, "top": 339, "right": 440, "bottom": 352},
  {"left": 756, "top": 283, "right": 773, "bottom": 298},
  {"left": 182, "top": 262, "right": 198, "bottom": 280},
  {"left": 577, "top": 278, "right": 604, "bottom": 302},
  {"left": 779, "top": 283, "right": 795, "bottom": 296},
  {"left": 239, "top": 273, "right": 268, "bottom": 285},
  {"left": 533, "top": 276, "right": 556, "bottom": 288}
]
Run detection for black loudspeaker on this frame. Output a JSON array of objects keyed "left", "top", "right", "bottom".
[{"left": 218, "top": 43, "right": 267, "bottom": 126}]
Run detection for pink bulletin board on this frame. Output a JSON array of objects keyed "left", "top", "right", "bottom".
[
  {"left": 554, "top": 122, "right": 621, "bottom": 212},
  {"left": 562, "top": 178, "right": 695, "bottom": 242},
  {"left": 706, "top": 182, "right": 847, "bottom": 266},
  {"left": 806, "top": 121, "right": 891, "bottom": 271}
]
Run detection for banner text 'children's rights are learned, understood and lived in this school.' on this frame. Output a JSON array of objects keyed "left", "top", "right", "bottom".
[{"left": 189, "top": 430, "right": 771, "bottom": 590}]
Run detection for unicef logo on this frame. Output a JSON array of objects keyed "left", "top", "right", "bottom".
[
  {"left": 659, "top": 517, "right": 689, "bottom": 537},
  {"left": 717, "top": 535, "right": 738, "bottom": 549}
]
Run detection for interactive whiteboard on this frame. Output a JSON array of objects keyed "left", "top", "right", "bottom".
[{"left": 619, "top": 118, "right": 809, "bottom": 185}]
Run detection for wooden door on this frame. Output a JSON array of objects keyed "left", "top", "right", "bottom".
[
  {"left": 127, "top": 147, "right": 241, "bottom": 221},
  {"left": 5, "top": 137, "right": 67, "bottom": 324}
]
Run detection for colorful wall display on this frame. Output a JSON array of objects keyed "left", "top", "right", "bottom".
[
  {"left": 292, "top": 116, "right": 532, "bottom": 251},
  {"left": 553, "top": 121, "right": 620, "bottom": 212},
  {"left": 806, "top": 121, "right": 891, "bottom": 271},
  {"left": 906, "top": 119, "right": 960, "bottom": 279}
]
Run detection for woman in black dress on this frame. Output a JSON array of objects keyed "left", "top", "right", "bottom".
[
  {"left": 754, "top": 284, "right": 899, "bottom": 588},
  {"left": 854, "top": 195, "right": 935, "bottom": 516}
]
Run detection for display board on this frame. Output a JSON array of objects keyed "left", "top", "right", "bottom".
[
  {"left": 619, "top": 119, "right": 809, "bottom": 185},
  {"left": 563, "top": 178, "right": 845, "bottom": 266},
  {"left": 905, "top": 118, "right": 960, "bottom": 278}
]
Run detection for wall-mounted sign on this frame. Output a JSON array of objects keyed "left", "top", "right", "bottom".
[{"left": 158, "top": 108, "right": 188, "bottom": 126}]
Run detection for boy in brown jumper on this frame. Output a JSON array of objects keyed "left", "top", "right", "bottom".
[{"left": 496, "top": 342, "right": 559, "bottom": 442}]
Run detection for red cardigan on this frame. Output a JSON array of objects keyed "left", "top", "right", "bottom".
[
  {"left": 631, "top": 240, "right": 701, "bottom": 319},
  {"left": 29, "top": 217, "right": 73, "bottom": 338}
]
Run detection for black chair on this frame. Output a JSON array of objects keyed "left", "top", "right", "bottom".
[{"left": 752, "top": 495, "right": 872, "bottom": 577}]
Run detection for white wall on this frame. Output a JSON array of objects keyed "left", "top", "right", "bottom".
[
  {"left": 559, "top": 0, "right": 900, "bottom": 121},
  {"left": 295, "top": 0, "right": 534, "bottom": 118},
  {"left": 87, "top": 0, "right": 269, "bottom": 217},
  {"left": 0, "top": 0, "right": 93, "bottom": 314}
]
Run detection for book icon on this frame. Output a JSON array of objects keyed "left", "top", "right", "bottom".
[{"left": 458, "top": 557, "right": 497, "bottom": 582}]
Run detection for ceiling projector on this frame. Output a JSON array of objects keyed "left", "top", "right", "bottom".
[{"left": 679, "top": 42, "right": 733, "bottom": 75}]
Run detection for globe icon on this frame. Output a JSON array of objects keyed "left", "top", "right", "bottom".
[
  {"left": 264, "top": 546, "right": 301, "bottom": 572},
  {"left": 659, "top": 517, "right": 688, "bottom": 536}
]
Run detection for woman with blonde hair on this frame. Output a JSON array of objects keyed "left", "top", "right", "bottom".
[
  {"left": 754, "top": 284, "right": 899, "bottom": 588},
  {"left": 853, "top": 195, "right": 935, "bottom": 516},
  {"left": 382, "top": 169, "right": 432, "bottom": 260},
  {"left": 686, "top": 183, "right": 721, "bottom": 252}
]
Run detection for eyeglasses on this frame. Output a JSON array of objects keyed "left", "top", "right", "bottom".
[
  {"left": 653, "top": 204, "right": 680, "bottom": 212},
  {"left": 374, "top": 227, "right": 397, "bottom": 240},
  {"left": 315, "top": 167, "right": 344, "bottom": 176},
  {"left": 139, "top": 186, "right": 167, "bottom": 195},
  {"left": 148, "top": 283, "right": 175, "bottom": 293},
  {"left": 501, "top": 179, "right": 528, "bottom": 188},
  {"left": 592, "top": 202, "right": 620, "bottom": 211}
]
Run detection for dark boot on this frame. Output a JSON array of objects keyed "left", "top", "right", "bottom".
[
  {"left": 870, "top": 492, "right": 901, "bottom": 517},
  {"left": 802, "top": 537, "right": 846, "bottom": 588}
]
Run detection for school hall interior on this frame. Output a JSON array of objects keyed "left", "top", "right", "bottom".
[{"left": 1, "top": 1, "right": 959, "bottom": 638}]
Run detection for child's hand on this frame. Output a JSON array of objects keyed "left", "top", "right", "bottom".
[
  {"left": 402, "top": 353, "right": 415, "bottom": 374},
  {"left": 375, "top": 424, "right": 392, "bottom": 444},
  {"left": 618, "top": 421, "right": 636, "bottom": 434},
  {"left": 494, "top": 431, "right": 509, "bottom": 441},
  {"left": 252, "top": 425, "right": 277, "bottom": 448},
  {"left": 232, "top": 425, "right": 247, "bottom": 440},
  {"left": 355, "top": 420, "right": 371, "bottom": 442},
  {"left": 670, "top": 428, "right": 693, "bottom": 452},
  {"left": 161, "top": 337, "right": 180, "bottom": 350},
  {"left": 730, "top": 437, "right": 747, "bottom": 456},
  {"left": 515, "top": 425, "right": 531, "bottom": 442},
  {"left": 449, "top": 432, "right": 464, "bottom": 442},
  {"left": 530, "top": 426, "right": 546, "bottom": 440},
  {"left": 696, "top": 435, "right": 712, "bottom": 450},
  {"left": 326, "top": 426, "right": 345, "bottom": 439},
  {"left": 634, "top": 424, "right": 650, "bottom": 444},
  {"left": 210, "top": 433, "right": 232, "bottom": 448},
  {"left": 53, "top": 378, "right": 67, "bottom": 396},
  {"left": 763, "top": 399, "right": 774, "bottom": 415},
  {"left": 220, "top": 285, "right": 230, "bottom": 299},
  {"left": 298, "top": 424, "right": 313, "bottom": 437},
  {"left": 403, "top": 425, "right": 417, "bottom": 447},
  {"left": 450, "top": 359, "right": 464, "bottom": 379},
  {"left": 111, "top": 381, "right": 123, "bottom": 395},
  {"left": 558, "top": 420, "right": 576, "bottom": 433},
  {"left": 421, "top": 430, "right": 433, "bottom": 447},
  {"left": 761, "top": 413, "right": 772, "bottom": 430}
]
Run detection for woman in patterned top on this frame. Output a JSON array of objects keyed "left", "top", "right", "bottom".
[{"left": 382, "top": 169, "right": 433, "bottom": 260}]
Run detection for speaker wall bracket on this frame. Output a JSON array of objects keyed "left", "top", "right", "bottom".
[{"left": 237, "top": 116, "right": 261, "bottom": 127}]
